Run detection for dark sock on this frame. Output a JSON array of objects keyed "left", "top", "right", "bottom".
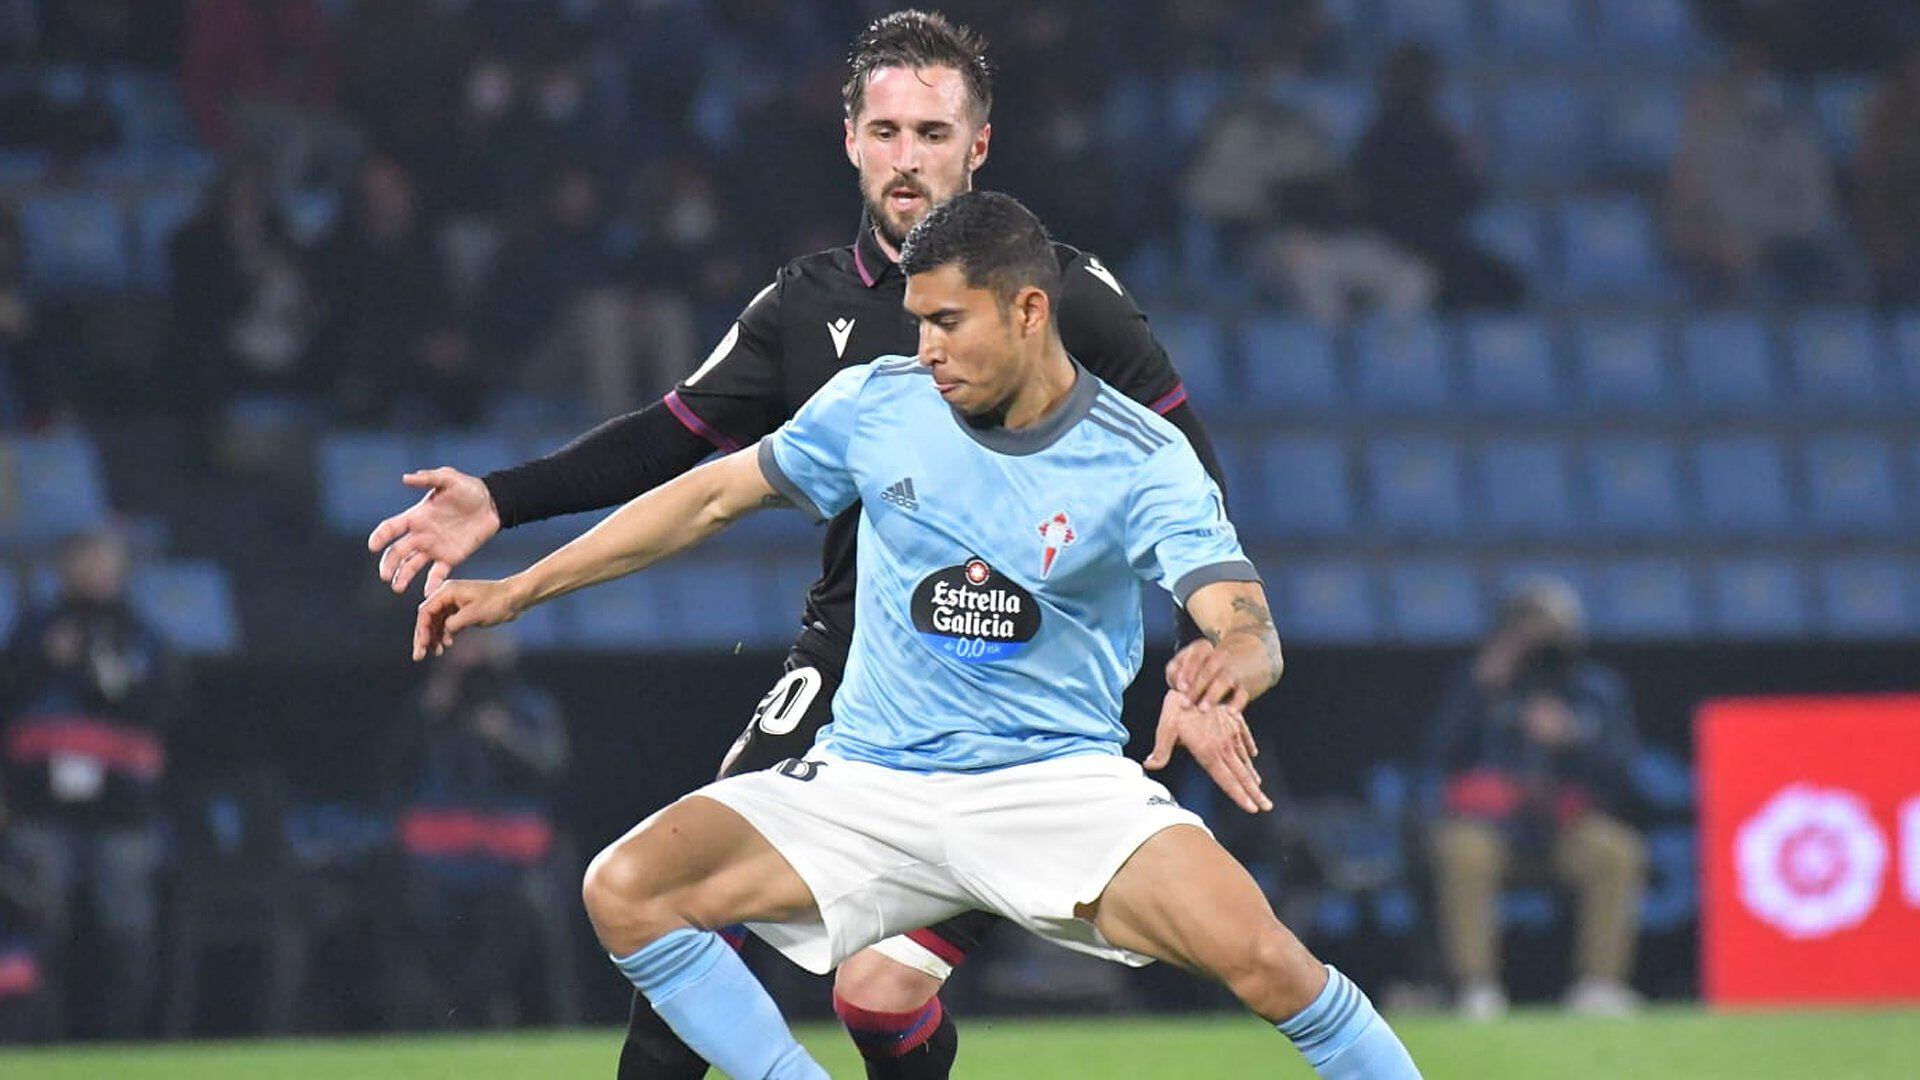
[
  {"left": 614, "top": 927, "right": 749, "bottom": 1080},
  {"left": 834, "top": 993, "right": 960, "bottom": 1080},
  {"left": 616, "top": 988, "right": 709, "bottom": 1080}
]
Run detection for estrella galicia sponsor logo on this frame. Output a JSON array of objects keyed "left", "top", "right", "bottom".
[{"left": 911, "top": 557, "right": 1041, "bottom": 663}]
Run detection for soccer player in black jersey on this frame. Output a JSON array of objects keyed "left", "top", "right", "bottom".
[{"left": 369, "top": 12, "right": 1267, "bottom": 1079}]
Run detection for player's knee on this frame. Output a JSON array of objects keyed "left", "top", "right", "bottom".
[
  {"left": 834, "top": 949, "right": 945, "bottom": 1013},
  {"left": 582, "top": 842, "right": 680, "bottom": 952},
  {"left": 1219, "top": 924, "right": 1324, "bottom": 1023}
]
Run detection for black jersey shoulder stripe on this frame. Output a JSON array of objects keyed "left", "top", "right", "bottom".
[
  {"left": 1089, "top": 394, "right": 1170, "bottom": 449},
  {"left": 1085, "top": 411, "right": 1162, "bottom": 456}
]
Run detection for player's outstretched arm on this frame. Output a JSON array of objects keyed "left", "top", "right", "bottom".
[
  {"left": 369, "top": 467, "right": 502, "bottom": 596},
  {"left": 409, "top": 446, "right": 784, "bottom": 660}
]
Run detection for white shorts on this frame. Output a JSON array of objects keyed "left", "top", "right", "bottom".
[{"left": 685, "top": 750, "right": 1208, "bottom": 975}]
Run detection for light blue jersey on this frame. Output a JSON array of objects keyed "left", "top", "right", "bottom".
[{"left": 756, "top": 355, "right": 1258, "bottom": 772}]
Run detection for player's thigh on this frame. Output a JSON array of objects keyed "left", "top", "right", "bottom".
[
  {"left": 585, "top": 793, "right": 817, "bottom": 931},
  {"left": 718, "top": 657, "right": 838, "bottom": 778},
  {"left": 1081, "top": 824, "right": 1319, "bottom": 990}
]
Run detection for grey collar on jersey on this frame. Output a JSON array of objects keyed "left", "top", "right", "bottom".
[{"left": 950, "top": 356, "right": 1098, "bottom": 456}]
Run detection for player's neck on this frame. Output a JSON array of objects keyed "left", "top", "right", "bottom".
[
  {"left": 871, "top": 225, "right": 903, "bottom": 264},
  {"left": 999, "top": 345, "right": 1077, "bottom": 432}
]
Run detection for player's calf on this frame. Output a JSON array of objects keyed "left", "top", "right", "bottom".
[
  {"left": 834, "top": 946, "right": 959, "bottom": 1079},
  {"left": 583, "top": 797, "right": 828, "bottom": 1080}
]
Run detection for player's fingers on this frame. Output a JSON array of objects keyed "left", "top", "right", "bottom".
[
  {"left": 424, "top": 560, "right": 453, "bottom": 596},
  {"left": 1144, "top": 692, "right": 1183, "bottom": 769},
  {"left": 1237, "top": 716, "right": 1258, "bottom": 760},
  {"left": 1215, "top": 728, "right": 1270, "bottom": 813},
  {"left": 1165, "top": 644, "right": 1203, "bottom": 693},
  {"left": 389, "top": 550, "right": 429, "bottom": 593},
  {"left": 1199, "top": 747, "right": 1262, "bottom": 814},
  {"left": 368, "top": 513, "right": 409, "bottom": 553},
  {"left": 402, "top": 467, "right": 452, "bottom": 490}
]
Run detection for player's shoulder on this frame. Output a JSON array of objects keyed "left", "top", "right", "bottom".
[
  {"left": 1051, "top": 241, "right": 1131, "bottom": 303},
  {"left": 830, "top": 354, "right": 930, "bottom": 400},
  {"left": 1082, "top": 374, "right": 1184, "bottom": 459},
  {"left": 781, "top": 241, "right": 864, "bottom": 289}
]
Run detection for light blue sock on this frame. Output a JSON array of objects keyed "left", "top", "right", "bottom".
[
  {"left": 612, "top": 928, "right": 826, "bottom": 1080},
  {"left": 1276, "top": 964, "right": 1422, "bottom": 1079}
]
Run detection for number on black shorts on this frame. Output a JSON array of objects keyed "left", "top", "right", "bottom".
[{"left": 752, "top": 666, "right": 823, "bottom": 737}]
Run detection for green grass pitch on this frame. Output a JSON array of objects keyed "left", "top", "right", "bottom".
[{"left": 1, "top": 1008, "right": 1915, "bottom": 1078}]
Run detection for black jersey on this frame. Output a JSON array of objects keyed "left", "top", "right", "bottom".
[{"left": 659, "top": 221, "right": 1194, "bottom": 666}]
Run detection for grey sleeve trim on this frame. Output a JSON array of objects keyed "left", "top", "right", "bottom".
[
  {"left": 1171, "top": 559, "right": 1263, "bottom": 608},
  {"left": 756, "top": 439, "right": 827, "bottom": 523}
]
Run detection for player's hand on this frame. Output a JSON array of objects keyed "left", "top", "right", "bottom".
[
  {"left": 1165, "top": 638, "right": 1251, "bottom": 715},
  {"left": 412, "top": 579, "right": 522, "bottom": 661},
  {"left": 368, "top": 467, "right": 501, "bottom": 596},
  {"left": 1144, "top": 688, "right": 1271, "bottom": 814}
]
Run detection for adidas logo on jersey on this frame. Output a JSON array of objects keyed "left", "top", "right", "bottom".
[{"left": 880, "top": 477, "right": 918, "bottom": 511}]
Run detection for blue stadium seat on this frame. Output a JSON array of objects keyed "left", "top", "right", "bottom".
[
  {"left": 1479, "top": 437, "right": 1577, "bottom": 538},
  {"left": 1166, "top": 70, "right": 1229, "bottom": 144},
  {"left": 1893, "top": 315, "right": 1920, "bottom": 404},
  {"left": 1467, "top": 201, "right": 1547, "bottom": 282},
  {"left": 318, "top": 433, "right": 413, "bottom": 534},
  {"left": 1595, "top": 0, "right": 1705, "bottom": 58},
  {"left": 1384, "top": 561, "right": 1484, "bottom": 643},
  {"left": 0, "top": 434, "right": 109, "bottom": 543},
  {"left": 1803, "top": 434, "right": 1902, "bottom": 536},
  {"left": 1353, "top": 317, "right": 1452, "bottom": 413},
  {"left": 658, "top": 559, "right": 783, "bottom": 649},
  {"left": 282, "top": 189, "right": 343, "bottom": 248},
  {"left": 0, "top": 568, "right": 16, "bottom": 642},
  {"left": 131, "top": 189, "right": 200, "bottom": 291},
  {"left": 1153, "top": 312, "right": 1232, "bottom": 407},
  {"left": 1290, "top": 79, "right": 1374, "bottom": 153},
  {"left": 19, "top": 192, "right": 128, "bottom": 291},
  {"left": 420, "top": 432, "right": 518, "bottom": 477},
  {"left": 1493, "top": 80, "right": 1593, "bottom": 185},
  {"left": 1275, "top": 561, "right": 1378, "bottom": 643},
  {"left": 1818, "top": 555, "right": 1915, "bottom": 639},
  {"left": 1246, "top": 434, "right": 1353, "bottom": 540},
  {"left": 1812, "top": 77, "right": 1875, "bottom": 161},
  {"left": 1572, "top": 315, "right": 1672, "bottom": 413},
  {"left": 1381, "top": 0, "right": 1477, "bottom": 58},
  {"left": 565, "top": 575, "right": 679, "bottom": 649},
  {"left": 127, "top": 561, "right": 239, "bottom": 655},
  {"left": 1708, "top": 556, "right": 1807, "bottom": 639},
  {"left": 1587, "top": 436, "right": 1685, "bottom": 536},
  {"left": 1695, "top": 435, "right": 1791, "bottom": 536},
  {"left": 1239, "top": 316, "right": 1341, "bottom": 413},
  {"left": 1591, "top": 559, "right": 1698, "bottom": 639},
  {"left": 1559, "top": 195, "right": 1662, "bottom": 298},
  {"left": 1787, "top": 310, "right": 1888, "bottom": 413},
  {"left": 1460, "top": 315, "right": 1560, "bottom": 413},
  {"left": 1599, "top": 81, "right": 1685, "bottom": 175},
  {"left": 1488, "top": 0, "right": 1586, "bottom": 57},
  {"left": 1366, "top": 436, "right": 1466, "bottom": 537},
  {"left": 1682, "top": 314, "right": 1778, "bottom": 413},
  {"left": 0, "top": 150, "right": 50, "bottom": 185}
]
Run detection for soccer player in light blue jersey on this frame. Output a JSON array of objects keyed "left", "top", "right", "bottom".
[{"left": 414, "top": 192, "right": 1421, "bottom": 1079}]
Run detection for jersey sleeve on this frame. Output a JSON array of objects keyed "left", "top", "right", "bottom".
[
  {"left": 756, "top": 365, "right": 868, "bottom": 522},
  {"left": 1126, "top": 441, "right": 1260, "bottom": 607},
  {"left": 663, "top": 272, "right": 787, "bottom": 451},
  {"left": 1055, "top": 248, "right": 1187, "bottom": 414}
]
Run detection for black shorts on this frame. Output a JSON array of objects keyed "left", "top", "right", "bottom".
[{"left": 714, "top": 645, "right": 998, "bottom": 962}]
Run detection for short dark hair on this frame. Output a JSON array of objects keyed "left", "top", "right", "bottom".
[
  {"left": 900, "top": 190, "right": 1058, "bottom": 308},
  {"left": 843, "top": 10, "right": 992, "bottom": 124}
]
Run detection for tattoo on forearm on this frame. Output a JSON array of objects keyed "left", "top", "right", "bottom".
[{"left": 1210, "top": 595, "right": 1284, "bottom": 683}]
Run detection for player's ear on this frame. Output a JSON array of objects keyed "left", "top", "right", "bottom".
[
  {"left": 969, "top": 121, "right": 991, "bottom": 172},
  {"left": 1015, "top": 285, "right": 1048, "bottom": 338}
]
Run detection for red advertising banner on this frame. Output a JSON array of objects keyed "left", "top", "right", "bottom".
[{"left": 1699, "top": 694, "right": 1920, "bottom": 1007}]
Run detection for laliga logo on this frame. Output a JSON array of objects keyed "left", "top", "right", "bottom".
[{"left": 1734, "top": 784, "right": 1909, "bottom": 940}]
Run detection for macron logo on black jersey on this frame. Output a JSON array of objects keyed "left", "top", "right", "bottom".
[
  {"left": 1084, "top": 256, "right": 1125, "bottom": 297},
  {"left": 880, "top": 477, "right": 918, "bottom": 511},
  {"left": 828, "top": 317, "right": 856, "bottom": 358}
]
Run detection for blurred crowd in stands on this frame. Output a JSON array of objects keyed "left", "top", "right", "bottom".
[{"left": 0, "top": 0, "right": 1915, "bottom": 436}]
